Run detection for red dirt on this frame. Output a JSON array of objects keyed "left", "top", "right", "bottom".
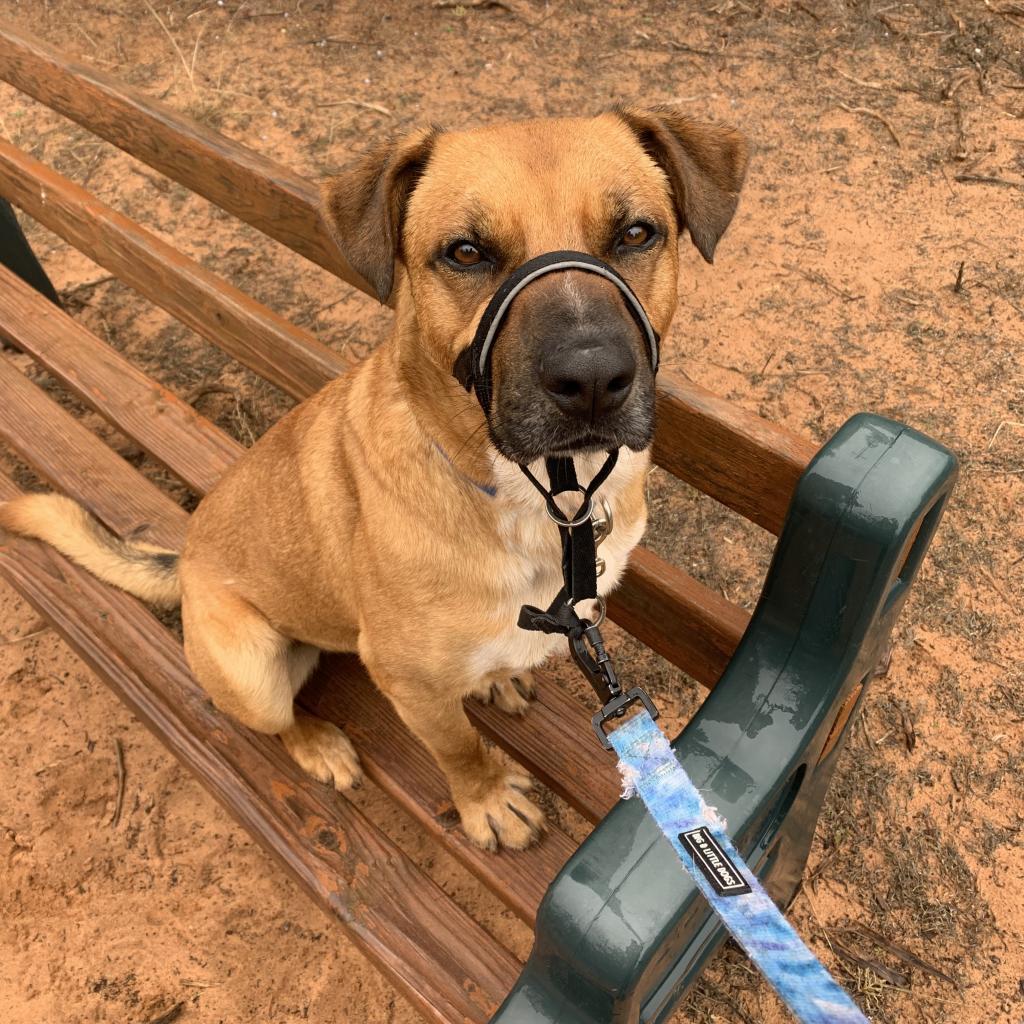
[{"left": 1, "top": 2, "right": 1022, "bottom": 1023}]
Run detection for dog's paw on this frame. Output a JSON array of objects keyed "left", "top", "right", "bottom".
[
  {"left": 473, "top": 670, "right": 537, "bottom": 716},
  {"left": 281, "top": 715, "right": 363, "bottom": 791},
  {"left": 457, "top": 771, "right": 545, "bottom": 851}
]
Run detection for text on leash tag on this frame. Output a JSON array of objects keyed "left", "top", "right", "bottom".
[{"left": 679, "top": 827, "right": 752, "bottom": 897}]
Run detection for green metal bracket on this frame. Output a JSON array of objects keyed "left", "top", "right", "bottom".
[{"left": 491, "top": 413, "right": 958, "bottom": 1024}]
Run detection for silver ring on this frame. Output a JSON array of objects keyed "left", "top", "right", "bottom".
[
  {"left": 587, "top": 596, "right": 607, "bottom": 628},
  {"left": 546, "top": 490, "right": 594, "bottom": 528},
  {"left": 592, "top": 497, "right": 614, "bottom": 545}
]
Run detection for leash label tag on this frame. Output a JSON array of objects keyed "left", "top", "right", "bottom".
[{"left": 680, "top": 827, "right": 752, "bottom": 897}]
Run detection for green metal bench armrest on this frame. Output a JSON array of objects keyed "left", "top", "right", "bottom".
[{"left": 491, "top": 413, "right": 958, "bottom": 1024}]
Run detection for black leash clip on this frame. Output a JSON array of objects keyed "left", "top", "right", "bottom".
[
  {"left": 593, "top": 688, "right": 660, "bottom": 751},
  {"left": 571, "top": 618, "right": 659, "bottom": 750}
]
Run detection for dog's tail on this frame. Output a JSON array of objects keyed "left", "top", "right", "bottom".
[{"left": 0, "top": 493, "right": 181, "bottom": 607}]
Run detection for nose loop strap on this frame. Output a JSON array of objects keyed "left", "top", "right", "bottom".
[{"left": 452, "top": 249, "right": 660, "bottom": 414}]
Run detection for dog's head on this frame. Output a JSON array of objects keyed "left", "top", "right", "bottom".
[{"left": 321, "top": 108, "right": 749, "bottom": 464}]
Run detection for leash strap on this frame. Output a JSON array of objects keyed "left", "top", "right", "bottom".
[{"left": 608, "top": 711, "right": 869, "bottom": 1024}]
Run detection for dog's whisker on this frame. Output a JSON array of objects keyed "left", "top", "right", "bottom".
[{"left": 448, "top": 421, "right": 491, "bottom": 467}]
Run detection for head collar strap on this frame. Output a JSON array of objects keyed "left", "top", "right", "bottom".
[
  {"left": 517, "top": 448, "right": 619, "bottom": 637},
  {"left": 452, "top": 249, "right": 660, "bottom": 414}
]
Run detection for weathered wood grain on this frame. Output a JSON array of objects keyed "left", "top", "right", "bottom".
[
  {"left": 611, "top": 547, "right": 751, "bottom": 689},
  {"left": 0, "top": 472, "right": 520, "bottom": 1024},
  {"left": 0, "top": 141, "right": 349, "bottom": 401},
  {"left": 654, "top": 376, "right": 818, "bottom": 535},
  {"left": 0, "top": 355, "right": 187, "bottom": 550},
  {"left": 0, "top": 264, "right": 241, "bottom": 494},
  {"left": 0, "top": 25, "right": 367, "bottom": 287},
  {"left": 301, "top": 658, "right": 577, "bottom": 920}
]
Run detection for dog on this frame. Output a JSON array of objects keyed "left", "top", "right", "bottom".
[{"left": 0, "top": 107, "right": 748, "bottom": 851}]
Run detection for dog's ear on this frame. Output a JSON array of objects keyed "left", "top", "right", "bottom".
[
  {"left": 320, "top": 126, "right": 441, "bottom": 304},
  {"left": 615, "top": 107, "right": 749, "bottom": 263}
]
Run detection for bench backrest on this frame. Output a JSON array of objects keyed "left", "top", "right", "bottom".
[{"left": 0, "top": 24, "right": 818, "bottom": 694}]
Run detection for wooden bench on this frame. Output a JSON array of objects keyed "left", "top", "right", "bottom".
[{"left": 0, "top": 25, "right": 958, "bottom": 1024}]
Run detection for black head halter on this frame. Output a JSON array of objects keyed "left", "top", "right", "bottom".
[{"left": 452, "top": 249, "right": 660, "bottom": 415}]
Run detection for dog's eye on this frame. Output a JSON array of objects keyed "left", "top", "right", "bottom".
[
  {"left": 619, "top": 223, "right": 655, "bottom": 249},
  {"left": 445, "top": 241, "right": 485, "bottom": 267}
]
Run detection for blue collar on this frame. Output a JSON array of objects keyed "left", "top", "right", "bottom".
[{"left": 433, "top": 442, "right": 497, "bottom": 497}]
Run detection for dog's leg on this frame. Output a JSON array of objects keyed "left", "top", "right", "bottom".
[
  {"left": 363, "top": 655, "right": 544, "bottom": 850},
  {"left": 181, "top": 578, "right": 361, "bottom": 790},
  {"left": 467, "top": 669, "right": 537, "bottom": 717}
]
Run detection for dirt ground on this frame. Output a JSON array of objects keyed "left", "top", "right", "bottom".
[{"left": 0, "top": 1, "right": 1022, "bottom": 1022}]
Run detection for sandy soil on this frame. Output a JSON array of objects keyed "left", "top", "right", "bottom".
[{"left": 0, "top": 1, "right": 1022, "bottom": 1022}]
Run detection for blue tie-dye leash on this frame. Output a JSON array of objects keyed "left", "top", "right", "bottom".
[{"left": 606, "top": 709, "right": 869, "bottom": 1023}]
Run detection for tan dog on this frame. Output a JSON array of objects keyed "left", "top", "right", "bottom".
[{"left": 0, "top": 108, "right": 748, "bottom": 851}]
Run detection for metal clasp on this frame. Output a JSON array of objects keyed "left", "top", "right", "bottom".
[
  {"left": 592, "top": 688, "right": 660, "bottom": 750},
  {"left": 570, "top": 613, "right": 659, "bottom": 749},
  {"left": 569, "top": 616, "right": 619, "bottom": 705}
]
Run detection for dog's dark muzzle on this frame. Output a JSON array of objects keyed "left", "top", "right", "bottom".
[{"left": 451, "top": 250, "right": 660, "bottom": 417}]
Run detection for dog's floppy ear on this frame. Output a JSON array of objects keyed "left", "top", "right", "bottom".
[
  {"left": 616, "top": 106, "right": 749, "bottom": 263},
  {"left": 320, "top": 126, "right": 441, "bottom": 304}
]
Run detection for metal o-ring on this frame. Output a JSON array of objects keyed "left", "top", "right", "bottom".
[{"left": 546, "top": 490, "right": 594, "bottom": 528}]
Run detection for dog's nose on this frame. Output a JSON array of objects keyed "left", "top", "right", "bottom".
[{"left": 540, "top": 339, "right": 636, "bottom": 421}]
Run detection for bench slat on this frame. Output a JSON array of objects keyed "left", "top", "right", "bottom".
[
  {"left": 0, "top": 25, "right": 365, "bottom": 288},
  {"left": 0, "top": 264, "right": 241, "bottom": 494},
  {"left": 0, "top": 355, "right": 187, "bottom": 550},
  {"left": 609, "top": 546, "right": 751, "bottom": 687},
  {"left": 0, "top": 140, "right": 347, "bottom": 401},
  {"left": 0, "top": 346, "right": 578, "bottom": 922},
  {"left": 654, "top": 376, "right": 818, "bottom": 535},
  {"left": 0, "top": 473, "right": 519, "bottom": 1024}
]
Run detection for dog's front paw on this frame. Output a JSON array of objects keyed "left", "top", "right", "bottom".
[
  {"left": 281, "top": 714, "right": 363, "bottom": 791},
  {"left": 457, "top": 771, "right": 545, "bottom": 851},
  {"left": 473, "top": 670, "right": 537, "bottom": 717}
]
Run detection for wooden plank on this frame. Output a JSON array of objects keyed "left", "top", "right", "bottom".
[
  {"left": 0, "top": 140, "right": 348, "bottom": 401},
  {"left": 0, "top": 25, "right": 368, "bottom": 289},
  {"left": 654, "top": 374, "right": 818, "bottom": 535},
  {"left": 301, "top": 658, "right": 576, "bottom": 921},
  {"left": 0, "top": 355, "right": 187, "bottom": 550},
  {"left": 0, "top": 473, "right": 520, "bottom": 1024},
  {"left": 610, "top": 546, "right": 751, "bottom": 688},
  {"left": 0, "top": 347, "right": 576, "bottom": 921},
  {"left": 0, "top": 264, "right": 241, "bottom": 494}
]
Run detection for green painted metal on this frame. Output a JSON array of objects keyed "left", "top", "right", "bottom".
[{"left": 492, "top": 413, "right": 958, "bottom": 1024}]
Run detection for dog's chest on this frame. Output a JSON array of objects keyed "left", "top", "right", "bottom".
[{"left": 466, "top": 455, "right": 647, "bottom": 679}]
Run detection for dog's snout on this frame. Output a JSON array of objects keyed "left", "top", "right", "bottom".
[{"left": 540, "top": 333, "right": 637, "bottom": 421}]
